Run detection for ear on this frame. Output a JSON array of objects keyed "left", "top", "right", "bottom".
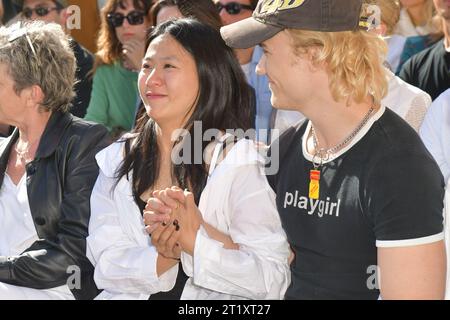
[
  {"left": 379, "top": 24, "right": 388, "bottom": 37},
  {"left": 59, "top": 8, "right": 69, "bottom": 26},
  {"left": 25, "top": 85, "right": 45, "bottom": 109},
  {"left": 372, "top": 23, "right": 387, "bottom": 36},
  {"left": 304, "top": 46, "right": 326, "bottom": 73}
]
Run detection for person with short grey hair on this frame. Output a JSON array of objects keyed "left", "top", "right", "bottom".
[
  {"left": 0, "top": 21, "right": 110, "bottom": 300},
  {"left": 0, "top": 22, "right": 76, "bottom": 113},
  {"left": 13, "top": 0, "right": 95, "bottom": 119}
]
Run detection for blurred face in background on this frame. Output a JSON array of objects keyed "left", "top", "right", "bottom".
[
  {"left": 113, "top": 0, "right": 150, "bottom": 45},
  {"left": 22, "top": 0, "right": 66, "bottom": 26},
  {"left": 156, "top": 5, "right": 183, "bottom": 25},
  {"left": 215, "top": 0, "right": 253, "bottom": 25}
]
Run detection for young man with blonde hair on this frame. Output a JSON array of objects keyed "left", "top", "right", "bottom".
[{"left": 221, "top": 0, "right": 446, "bottom": 299}]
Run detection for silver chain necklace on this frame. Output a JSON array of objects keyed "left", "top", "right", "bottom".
[{"left": 311, "top": 106, "right": 375, "bottom": 168}]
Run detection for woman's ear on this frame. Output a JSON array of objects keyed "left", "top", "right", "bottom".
[{"left": 25, "top": 85, "right": 45, "bottom": 109}]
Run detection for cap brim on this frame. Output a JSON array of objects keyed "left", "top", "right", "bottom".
[{"left": 220, "top": 17, "right": 282, "bottom": 49}]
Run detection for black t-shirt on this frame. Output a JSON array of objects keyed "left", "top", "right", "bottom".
[
  {"left": 267, "top": 108, "right": 444, "bottom": 299},
  {"left": 399, "top": 39, "right": 450, "bottom": 100}
]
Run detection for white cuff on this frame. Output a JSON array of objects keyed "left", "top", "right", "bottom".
[{"left": 376, "top": 232, "right": 444, "bottom": 248}]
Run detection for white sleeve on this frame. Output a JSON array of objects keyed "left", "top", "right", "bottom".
[
  {"left": 86, "top": 171, "right": 178, "bottom": 296},
  {"left": 191, "top": 165, "right": 291, "bottom": 300},
  {"left": 444, "top": 178, "right": 450, "bottom": 300},
  {"left": 420, "top": 94, "right": 450, "bottom": 182}
]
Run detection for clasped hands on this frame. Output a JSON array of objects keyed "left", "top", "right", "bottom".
[{"left": 143, "top": 186, "right": 203, "bottom": 259}]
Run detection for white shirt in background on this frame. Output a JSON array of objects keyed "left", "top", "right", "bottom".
[
  {"left": 383, "top": 70, "right": 432, "bottom": 131},
  {"left": 240, "top": 62, "right": 252, "bottom": 82},
  {"left": 420, "top": 89, "right": 450, "bottom": 182},
  {"left": 384, "top": 34, "right": 407, "bottom": 73}
]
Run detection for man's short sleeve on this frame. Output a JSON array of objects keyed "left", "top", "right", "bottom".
[{"left": 366, "top": 152, "right": 445, "bottom": 248}]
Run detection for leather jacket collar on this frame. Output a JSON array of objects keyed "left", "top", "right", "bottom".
[{"left": 0, "top": 111, "right": 72, "bottom": 184}]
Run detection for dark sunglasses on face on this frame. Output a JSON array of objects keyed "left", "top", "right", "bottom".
[
  {"left": 215, "top": 2, "right": 254, "bottom": 15},
  {"left": 22, "top": 6, "right": 59, "bottom": 19},
  {"left": 107, "top": 11, "right": 146, "bottom": 28}
]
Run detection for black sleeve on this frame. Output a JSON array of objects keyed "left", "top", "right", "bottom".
[
  {"left": 398, "top": 58, "right": 417, "bottom": 88},
  {"left": 0, "top": 124, "right": 110, "bottom": 299},
  {"left": 365, "top": 152, "right": 445, "bottom": 244}
]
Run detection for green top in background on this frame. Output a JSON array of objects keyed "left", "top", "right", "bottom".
[{"left": 85, "top": 61, "right": 139, "bottom": 133}]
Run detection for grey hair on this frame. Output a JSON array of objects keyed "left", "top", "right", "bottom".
[{"left": 0, "top": 21, "right": 77, "bottom": 113}]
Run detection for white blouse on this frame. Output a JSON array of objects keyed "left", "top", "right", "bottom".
[
  {"left": 0, "top": 174, "right": 73, "bottom": 300},
  {"left": 87, "top": 137, "right": 291, "bottom": 300}
]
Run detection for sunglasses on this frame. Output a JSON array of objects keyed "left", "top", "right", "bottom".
[
  {"left": 22, "top": 6, "right": 59, "bottom": 19},
  {"left": 107, "top": 11, "right": 146, "bottom": 28},
  {"left": 215, "top": 2, "right": 254, "bottom": 15}
]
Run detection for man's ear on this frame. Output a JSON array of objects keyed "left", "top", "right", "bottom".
[
  {"left": 59, "top": 8, "right": 69, "bottom": 27},
  {"left": 304, "top": 46, "right": 326, "bottom": 73}
]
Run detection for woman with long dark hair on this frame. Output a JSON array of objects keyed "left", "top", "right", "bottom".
[{"left": 87, "top": 18, "right": 290, "bottom": 300}]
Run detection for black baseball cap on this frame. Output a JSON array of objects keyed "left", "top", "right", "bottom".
[{"left": 221, "top": 0, "right": 365, "bottom": 49}]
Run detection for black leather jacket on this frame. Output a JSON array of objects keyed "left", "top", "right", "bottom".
[{"left": 0, "top": 111, "right": 110, "bottom": 300}]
